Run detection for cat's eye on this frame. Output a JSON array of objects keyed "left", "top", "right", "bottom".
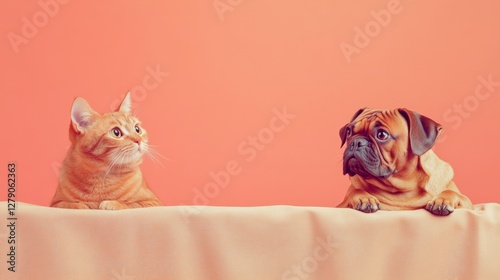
[
  {"left": 135, "top": 125, "right": 141, "bottom": 134},
  {"left": 111, "top": 127, "right": 123, "bottom": 138}
]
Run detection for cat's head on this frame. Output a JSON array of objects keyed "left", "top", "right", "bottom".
[{"left": 69, "top": 92, "right": 149, "bottom": 165}]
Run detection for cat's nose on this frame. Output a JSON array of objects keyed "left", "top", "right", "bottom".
[
  {"left": 133, "top": 139, "right": 142, "bottom": 151},
  {"left": 130, "top": 136, "right": 141, "bottom": 145}
]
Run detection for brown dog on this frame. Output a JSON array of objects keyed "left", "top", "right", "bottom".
[{"left": 337, "top": 108, "right": 472, "bottom": 215}]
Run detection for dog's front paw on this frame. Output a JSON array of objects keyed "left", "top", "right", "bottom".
[
  {"left": 99, "top": 200, "right": 128, "bottom": 210},
  {"left": 344, "top": 190, "right": 381, "bottom": 213},
  {"left": 426, "top": 190, "right": 466, "bottom": 216}
]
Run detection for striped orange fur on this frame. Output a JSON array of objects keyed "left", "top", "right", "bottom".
[{"left": 51, "top": 93, "right": 162, "bottom": 210}]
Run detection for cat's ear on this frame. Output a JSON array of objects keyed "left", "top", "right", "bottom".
[
  {"left": 118, "top": 92, "right": 132, "bottom": 114},
  {"left": 71, "top": 98, "right": 96, "bottom": 133}
]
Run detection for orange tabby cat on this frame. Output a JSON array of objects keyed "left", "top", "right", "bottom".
[{"left": 51, "top": 92, "right": 162, "bottom": 210}]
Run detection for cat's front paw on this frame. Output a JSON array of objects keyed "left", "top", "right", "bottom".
[{"left": 99, "top": 200, "right": 128, "bottom": 210}]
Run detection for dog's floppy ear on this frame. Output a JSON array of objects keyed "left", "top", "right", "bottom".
[
  {"left": 339, "top": 108, "right": 367, "bottom": 147},
  {"left": 398, "top": 108, "right": 442, "bottom": 156}
]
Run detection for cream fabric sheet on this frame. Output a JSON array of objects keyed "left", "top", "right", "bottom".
[{"left": 1, "top": 202, "right": 499, "bottom": 280}]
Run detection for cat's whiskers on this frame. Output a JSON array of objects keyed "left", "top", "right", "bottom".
[
  {"left": 143, "top": 144, "right": 167, "bottom": 169},
  {"left": 104, "top": 149, "right": 127, "bottom": 181},
  {"left": 146, "top": 144, "right": 171, "bottom": 161},
  {"left": 118, "top": 150, "right": 126, "bottom": 175},
  {"left": 118, "top": 145, "right": 136, "bottom": 172},
  {"left": 146, "top": 151, "right": 163, "bottom": 169}
]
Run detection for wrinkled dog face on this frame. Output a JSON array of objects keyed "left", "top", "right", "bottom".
[
  {"left": 340, "top": 109, "right": 400, "bottom": 179},
  {"left": 339, "top": 108, "right": 441, "bottom": 180}
]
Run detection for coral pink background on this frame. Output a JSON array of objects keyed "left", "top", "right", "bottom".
[{"left": 1, "top": 1, "right": 499, "bottom": 207}]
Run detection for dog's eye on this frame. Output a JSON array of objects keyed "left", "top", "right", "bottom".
[
  {"left": 376, "top": 129, "right": 390, "bottom": 141},
  {"left": 346, "top": 127, "right": 352, "bottom": 137}
]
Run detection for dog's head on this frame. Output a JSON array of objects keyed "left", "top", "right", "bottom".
[{"left": 339, "top": 108, "right": 442, "bottom": 179}]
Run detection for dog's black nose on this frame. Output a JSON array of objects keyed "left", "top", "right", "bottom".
[{"left": 349, "top": 137, "right": 369, "bottom": 150}]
